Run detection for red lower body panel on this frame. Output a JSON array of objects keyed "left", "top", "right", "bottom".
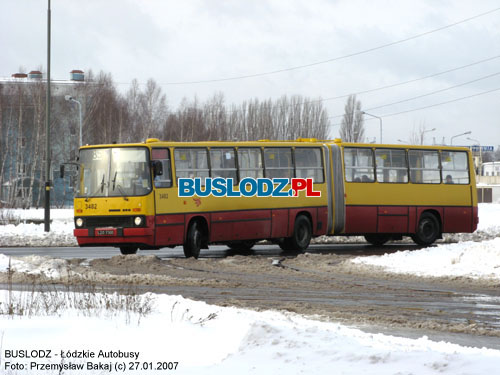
[
  {"left": 74, "top": 207, "right": 329, "bottom": 248},
  {"left": 344, "top": 205, "right": 477, "bottom": 234}
]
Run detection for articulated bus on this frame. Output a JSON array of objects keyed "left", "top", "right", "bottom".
[{"left": 71, "top": 138, "right": 478, "bottom": 258}]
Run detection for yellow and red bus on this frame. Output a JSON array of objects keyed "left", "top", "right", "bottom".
[{"left": 71, "top": 138, "right": 478, "bottom": 257}]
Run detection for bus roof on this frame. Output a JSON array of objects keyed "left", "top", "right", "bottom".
[{"left": 78, "top": 138, "right": 471, "bottom": 152}]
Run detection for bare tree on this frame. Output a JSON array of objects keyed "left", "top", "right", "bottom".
[
  {"left": 409, "top": 122, "right": 430, "bottom": 145},
  {"left": 140, "top": 78, "right": 168, "bottom": 138},
  {"left": 340, "top": 95, "right": 364, "bottom": 143},
  {"left": 204, "top": 92, "right": 227, "bottom": 140},
  {"left": 26, "top": 76, "right": 46, "bottom": 207},
  {"left": 125, "top": 78, "right": 167, "bottom": 141}
]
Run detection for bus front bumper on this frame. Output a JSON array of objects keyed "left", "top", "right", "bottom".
[{"left": 74, "top": 227, "right": 155, "bottom": 246}]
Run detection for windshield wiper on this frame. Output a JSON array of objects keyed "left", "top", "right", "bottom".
[
  {"left": 85, "top": 173, "right": 106, "bottom": 202},
  {"left": 112, "top": 171, "right": 129, "bottom": 201},
  {"left": 112, "top": 171, "right": 117, "bottom": 190}
]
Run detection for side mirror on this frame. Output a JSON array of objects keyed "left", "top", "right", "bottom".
[
  {"left": 60, "top": 165, "right": 65, "bottom": 178},
  {"left": 152, "top": 160, "right": 163, "bottom": 177}
]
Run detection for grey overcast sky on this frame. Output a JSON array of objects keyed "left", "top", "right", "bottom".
[{"left": 1, "top": 0, "right": 499, "bottom": 147}]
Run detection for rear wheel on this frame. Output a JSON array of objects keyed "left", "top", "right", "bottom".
[
  {"left": 119, "top": 246, "right": 138, "bottom": 255},
  {"left": 364, "top": 234, "right": 392, "bottom": 246},
  {"left": 183, "top": 221, "right": 203, "bottom": 259},
  {"left": 411, "top": 212, "right": 440, "bottom": 246},
  {"left": 280, "top": 215, "right": 312, "bottom": 252}
]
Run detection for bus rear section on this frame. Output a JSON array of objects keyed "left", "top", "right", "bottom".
[{"left": 339, "top": 144, "right": 478, "bottom": 246}]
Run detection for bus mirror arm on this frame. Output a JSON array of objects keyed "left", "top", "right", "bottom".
[
  {"left": 59, "top": 161, "right": 79, "bottom": 179},
  {"left": 152, "top": 160, "right": 163, "bottom": 177}
]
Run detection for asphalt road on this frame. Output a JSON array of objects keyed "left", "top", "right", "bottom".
[{"left": 0, "top": 243, "right": 412, "bottom": 259}]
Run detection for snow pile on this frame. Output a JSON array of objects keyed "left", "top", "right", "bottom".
[
  {"left": 2, "top": 293, "right": 500, "bottom": 374},
  {"left": 351, "top": 238, "right": 500, "bottom": 280},
  {"left": 0, "top": 253, "right": 71, "bottom": 278},
  {"left": 477, "top": 204, "right": 500, "bottom": 232},
  {"left": 0, "top": 208, "right": 76, "bottom": 247}
]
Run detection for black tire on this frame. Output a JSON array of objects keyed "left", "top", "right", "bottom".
[
  {"left": 227, "top": 240, "right": 256, "bottom": 251},
  {"left": 280, "top": 215, "right": 312, "bottom": 252},
  {"left": 364, "top": 234, "right": 392, "bottom": 246},
  {"left": 183, "top": 221, "right": 203, "bottom": 259},
  {"left": 119, "top": 246, "right": 138, "bottom": 255},
  {"left": 411, "top": 212, "right": 440, "bottom": 246}
]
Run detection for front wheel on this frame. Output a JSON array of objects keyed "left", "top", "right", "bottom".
[
  {"left": 280, "top": 215, "right": 312, "bottom": 252},
  {"left": 119, "top": 246, "right": 138, "bottom": 255},
  {"left": 411, "top": 212, "right": 440, "bottom": 246},
  {"left": 183, "top": 221, "right": 203, "bottom": 259}
]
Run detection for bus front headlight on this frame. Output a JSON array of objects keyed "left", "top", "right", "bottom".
[
  {"left": 134, "top": 216, "right": 143, "bottom": 226},
  {"left": 75, "top": 218, "right": 84, "bottom": 227}
]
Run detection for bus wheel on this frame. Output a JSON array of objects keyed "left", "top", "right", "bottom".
[
  {"left": 280, "top": 215, "right": 312, "bottom": 252},
  {"left": 364, "top": 234, "right": 391, "bottom": 246},
  {"left": 184, "top": 221, "right": 203, "bottom": 259},
  {"left": 412, "top": 212, "right": 440, "bottom": 246},
  {"left": 227, "top": 240, "right": 256, "bottom": 251},
  {"left": 119, "top": 246, "right": 138, "bottom": 255}
]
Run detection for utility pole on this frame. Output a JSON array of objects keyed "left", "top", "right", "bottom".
[{"left": 44, "top": 0, "right": 51, "bottom": 232}]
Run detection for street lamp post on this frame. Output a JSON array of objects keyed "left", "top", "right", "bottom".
[
  {"left": 421, "top": 127, "right": 436, "bottom": 145},
  {"left": 450, "top": 131, "right": 471, "bottom": 145},
  {"left": 44, "top": 0, "right": 51, "bottom": 232},
  {"left": 65, "top": 95, "right": 82, "bottom": 147},
  {"left": 361, "top": 111, "right": 383, "bottom": 143}
]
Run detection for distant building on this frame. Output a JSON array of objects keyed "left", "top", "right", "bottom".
[
  {"left": 0, "top": 70, "right": 85, "bottom": 207},
  {"left": 482, "top": 162, "right": 500, "bottom": 177}
]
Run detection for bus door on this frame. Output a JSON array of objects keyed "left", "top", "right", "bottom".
[{"left": 151, "top": 148, "right": 184, "bottom": 246}]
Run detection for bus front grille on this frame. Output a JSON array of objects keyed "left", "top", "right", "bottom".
[{"left": 80, "top": 216, "right": 134, "bottom": 228}]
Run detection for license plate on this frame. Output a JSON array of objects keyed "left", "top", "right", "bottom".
[{"left": 96, "top": 228, "right": 116, "bottom": 236}]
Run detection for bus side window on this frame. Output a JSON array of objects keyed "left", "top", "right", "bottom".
[
  {"left": 409, "top": 150, "right": 440, "bottom": 184},
  {"left": 441, "top": 151, "right": 469, "bottom": 184},
  {"left": 295, "top": 147, "right": 324, "bottom": 183},
  {"left": 264, "top": 147, "right": 293, "bottom": 179},
  {"left": 174, "top": 148, "right": 209, "bottom": 185},
  {"left": 343, "top": 148, "right": 374, "bottom": 182},
  {"left": 210, "top": 147, "right": 237, "bottom": 183},
  {"left": 238, "top": 148, "right": 263, "bottom": 179},
  {"left": 375, "top": 148, "right": 408, "bottom": 183},
  {"left": 152, "top": 148, "right": 172, "bottom": 188}
]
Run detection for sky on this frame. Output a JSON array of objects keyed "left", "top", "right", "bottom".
[{"left": 1, "top": 0, "right": 499, "bottom": 147}]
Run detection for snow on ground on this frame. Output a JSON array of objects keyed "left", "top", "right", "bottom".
[
  {"left": 0, "top": 253, "right": 70, "bottom": 278},
  {"left": 477, "top": 204, "right": 500, "bottom": 232},
  {"left": 351, "top": 238, "right": 500, "bottom": 279},
  {"left": 1, "top": 292, "right": 500, "bottom": 375},
  {"left": 0, "top": 208, "right": 76, "bottom": 247}
]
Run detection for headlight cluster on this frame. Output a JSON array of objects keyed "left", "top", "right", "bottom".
[
  {"left": 75, "top": 218, "right": 84, "bottom": 227},
  {"left": 134, "top": 216, "right": 143, "bottom": 226}
]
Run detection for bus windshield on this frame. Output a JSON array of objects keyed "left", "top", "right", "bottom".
[{"left": 77, "top": 147, "right": 151, "bottom": 198}]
